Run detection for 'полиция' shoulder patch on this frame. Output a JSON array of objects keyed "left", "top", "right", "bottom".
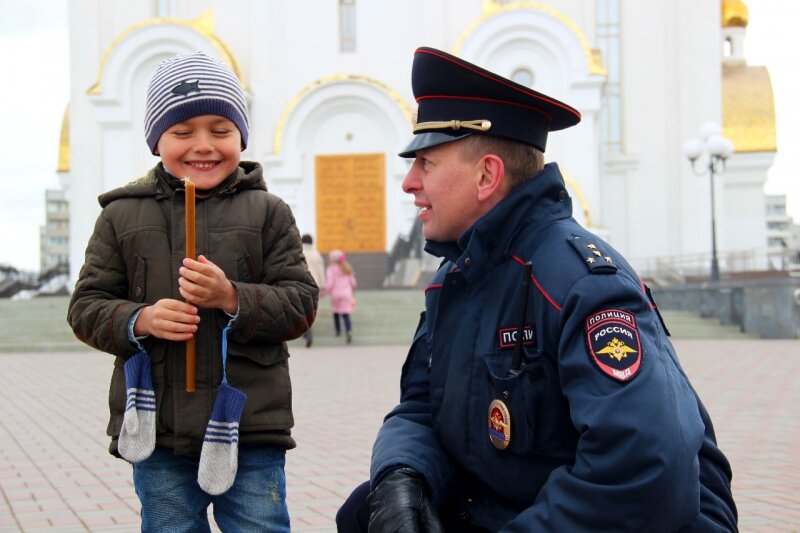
[{"left": 585, "top": 308, "right": 641, "bottom": 382}]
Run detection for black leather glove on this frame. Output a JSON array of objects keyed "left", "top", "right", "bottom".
[{"left": 367, "top": 467, "right": 444, "bottom": 533}]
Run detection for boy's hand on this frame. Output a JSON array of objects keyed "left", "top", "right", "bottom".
[
  {"left": 134, "top": 299, "right": 199, "bottom": 340},
  {"left": 178, "top": 255, "right": 239, "bottom": 314}
]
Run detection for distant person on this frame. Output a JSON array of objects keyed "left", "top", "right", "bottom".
[
  {"left": 67, "top": 51, "right": 318, "bottom": 531},
  {"left": 336, "top": 47, "right": 737, "bottom": 532},
  {"left": 301, "top": 234, "right": 326, "bottom": 347},
  {"left": 322, "top": 250, "right": 357, "bottom": 344}
]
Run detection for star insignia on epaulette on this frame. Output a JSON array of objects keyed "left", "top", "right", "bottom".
[{"left": 568, "top": 235, "right": 618, "bottom": 275}]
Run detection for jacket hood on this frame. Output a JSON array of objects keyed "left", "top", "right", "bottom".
[{"left": 98, "top": 161, "right": 267, "bottom": 207}]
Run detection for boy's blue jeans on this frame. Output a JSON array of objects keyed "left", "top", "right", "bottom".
[{"left": 132, "top": 445, "right": 290, "bottom": 532}]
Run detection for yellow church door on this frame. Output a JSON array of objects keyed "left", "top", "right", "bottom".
[{"left": 315, "top": 153, "right": 386, "bottom": 254}]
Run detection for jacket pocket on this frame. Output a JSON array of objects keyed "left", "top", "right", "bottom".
[
  {"left": 237, "top": 254, "right": 256, "bottom": 283},
  {"left": 107, "top": 356, "right": 127, "bottom": 436},
  {"left": 226, "top": 340, "right": 293, "bottom": 430},
  {"left": 226, "top": 337, "right": 289, "bottom": 368},
  {"left": 128, "top": 254, "right": 146, "bottom": 303},
  {"left": 481, "top": 352, "right": 577, "bottom": 459}
]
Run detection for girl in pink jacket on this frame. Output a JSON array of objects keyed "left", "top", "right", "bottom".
[{"left": 322, "top": 250, "right": 357, "bottom": 343}]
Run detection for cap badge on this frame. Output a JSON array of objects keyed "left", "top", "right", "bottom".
[
  {"left": 413, "top": 119, "right": 492, "bottom": 134},
  {"left": 171, "top": 80, "right": 201, "bottom": 96},
  {"left": 488, "top": 399, "right": 511, "bottom": 450}
]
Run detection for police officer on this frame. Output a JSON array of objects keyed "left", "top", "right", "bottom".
[{"left": 337, "top": 47, "right": 738, "bottom": 532}]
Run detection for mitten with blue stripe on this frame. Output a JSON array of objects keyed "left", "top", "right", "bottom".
[
  {"left": 198, "top": 382, "right": 247, "bottom": 495},
  {"left": 118, "top": 350, "right": 156, "bottom": 463}
]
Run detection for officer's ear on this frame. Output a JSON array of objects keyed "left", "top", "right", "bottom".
[{"left": 476, "top": 154, "right": 505, "bottom": 202}]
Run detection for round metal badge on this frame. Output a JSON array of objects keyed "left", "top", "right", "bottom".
[{"left": 488, "top": 399, "right": 511, "bottom": 450}]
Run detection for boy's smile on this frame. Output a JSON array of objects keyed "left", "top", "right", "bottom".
[{"left": 156, "top": 115, "right": 242, "bottom": 190}]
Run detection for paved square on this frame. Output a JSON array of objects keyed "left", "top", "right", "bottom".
[{"left": 0, "top": 340, "right": 798, "bottom": 531}]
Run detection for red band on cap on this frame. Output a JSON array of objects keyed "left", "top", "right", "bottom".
[{"left": 417, "top": 95, "right": 553, "bottom": 121}]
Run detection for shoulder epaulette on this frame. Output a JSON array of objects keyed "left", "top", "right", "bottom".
[{"left": 567, "top": 234, "right": 617, "bottom": 275}]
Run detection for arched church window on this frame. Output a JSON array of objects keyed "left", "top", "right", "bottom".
[
  {"left": 597, "top": 0, "right": 623, "bottom": 153},
  {"left": 723, "top": 36, "right": 733, "bottom": 57},
  {"left": 154, "top": 0, "right": 176, "bottom": 18},
  {"left": 340, "top": 0, "right": 356, "bottom": 52},
  {"left": 511, "top": 68, "right": 535, "bottom": 88}
]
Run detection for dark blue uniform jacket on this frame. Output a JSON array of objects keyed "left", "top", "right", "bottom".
[{"left": 371, "top": 163, "right": 737, "bottom": 532}]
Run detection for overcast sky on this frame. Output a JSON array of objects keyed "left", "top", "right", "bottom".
[
  {"left": 1, "top": 0, "right": 69, "bottom": 272},
  {"left": 0, "top": 0, "right": 798, "bottom": 272}
]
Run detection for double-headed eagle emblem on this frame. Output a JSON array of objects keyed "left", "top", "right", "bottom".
[{"left": 597, "top": 338, "right": 637, "bottom": 362}]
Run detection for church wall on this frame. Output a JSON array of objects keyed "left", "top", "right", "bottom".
[
  {"left": 551, "top": 0, "right": 598, "bottom": 43},
  {"left": 617, "top": 0, "right": 723, "bottom": 268},
  {"left": 65, "top": 0, "right": 769, "bottom": 284},
  {"left": 95, "top": 2, "right": 152, "bottom": 48},
  {"left": 67, "top": 0, "right": 108, "bottom": 282},
  {"left": 724, "top": 153, "right": 773, "bottom": 267},
  {"left": 673, "top": 0, "right": 727, "bottom": 259}
]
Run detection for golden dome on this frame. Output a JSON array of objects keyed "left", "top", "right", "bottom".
[
  {"left": 722, "top": 65, "right": 776, "bottom": 152},
  {"left": 722, "top": 0, "right": 749, "bottom": 28},
  {"left": 57, "top": 105, "right": 70, "bottom": 173}
]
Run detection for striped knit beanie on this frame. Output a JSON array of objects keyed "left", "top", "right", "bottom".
[{"left": 144, "top": 51, "right": 249, "bottom": 154}]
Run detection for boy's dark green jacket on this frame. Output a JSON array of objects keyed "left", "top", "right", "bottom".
[{"left": 68, "top": 162, "right": 318, "bottom": 457}]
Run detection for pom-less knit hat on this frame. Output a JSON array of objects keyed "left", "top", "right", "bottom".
[{"left": 144, "top": 51, "right": 249, "bottom": 154}]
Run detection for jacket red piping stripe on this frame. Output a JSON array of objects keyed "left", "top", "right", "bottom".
[
  {"left": 423, "top": 258, "right": 562, "bottom": 312},
  {"left": 512, "top": 255, "right": 562, "bottom": 311},
  {"left": 639, "top": 277, "right": 655, "bottom": 310},
  {"left": 425, "top": 283, "right": 443, "bottom": 294}
]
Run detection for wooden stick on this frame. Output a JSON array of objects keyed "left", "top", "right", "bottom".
[{"left": 184, "top": 177, "right": 196, "bottom": 393}]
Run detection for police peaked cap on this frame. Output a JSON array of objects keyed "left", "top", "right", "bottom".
[{"left": 399, "top": 47, "right": 581, "bottom": 157}]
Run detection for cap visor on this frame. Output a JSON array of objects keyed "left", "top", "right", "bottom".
[{"left": 398, "top": 132, "right": 473, "bottom": 158}]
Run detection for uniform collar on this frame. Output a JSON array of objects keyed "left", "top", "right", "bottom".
[{"left": 424, "top": 163, "right": 572, "bottom": 283}]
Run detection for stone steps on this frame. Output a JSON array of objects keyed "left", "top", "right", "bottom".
[
  {"left": 657, "top": 310, "right": 759, "bottom": 340},
  {"left": 296, "top": 291, "right": 759, "bottom": 348},
  {"left": 0, "top": 292, "right": 758, "bottom": 353}
]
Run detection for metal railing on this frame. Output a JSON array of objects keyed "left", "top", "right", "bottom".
[
  {"left": 386, "top": 217, "right": 424, "bottom": 277},
  {"left": 0, "top": 264, "right": 70, "bottom": 298},
  {"left": 633, "top": 247, "right": 800, "bottom": 284}
]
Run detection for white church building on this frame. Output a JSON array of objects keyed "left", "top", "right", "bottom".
[{"left": 60, "top": 0, "right": 775, "bottom": 286}]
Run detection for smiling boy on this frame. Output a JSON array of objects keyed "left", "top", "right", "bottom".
[{"left": 68, "top": 51, "right": 318, "bottom": 531}]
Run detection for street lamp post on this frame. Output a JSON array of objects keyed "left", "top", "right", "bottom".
[{"left": 683, "top": 121, "right": 734, "bottom": 283}]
